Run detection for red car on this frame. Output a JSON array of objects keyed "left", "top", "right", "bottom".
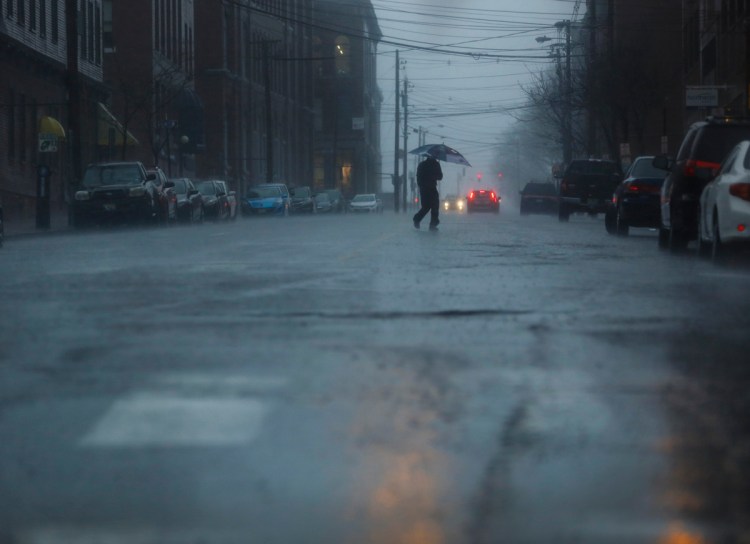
[{"left": 466, "top": 189, "right": 500, "bottom": 213}]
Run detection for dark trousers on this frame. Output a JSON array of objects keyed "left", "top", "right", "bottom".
[{"left": 413, "top": 185, "right": 439, "bottom": 226}]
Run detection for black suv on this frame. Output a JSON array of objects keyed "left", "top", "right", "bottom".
[
  {"left": 654, "top": 117, "right": 750, "bottom": 251},
  {"left": 71, "top": 162, "right": 159, "bottom": 227},
  {"left": 556, "top": 159, "right": 622, "bottom": 222}
]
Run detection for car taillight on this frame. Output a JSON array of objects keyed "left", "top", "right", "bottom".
[
  {"left": 684, "top": 159, "right": 720, "bottom": 178},
  {"left": 625, "top": 182, "right": 660, "bottom": 194},
  {"left": 468, "top": 192, "right": 475, "bottom": 200},
  {"left": 729, "top": 183, "right": 750, "bottom": 201},
  {"left": 490, "top": 192, "right": 497, "bottom": 202}
]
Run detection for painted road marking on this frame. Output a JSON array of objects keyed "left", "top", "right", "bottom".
[{"left": 79, "top": 394, "right": 268, "bottom": 448}]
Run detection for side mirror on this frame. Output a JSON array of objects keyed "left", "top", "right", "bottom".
[
  {"left": 165, "top": 181, "right": 175, "bottom": 189},
  {"left": 188, "top": 189, "right": 198, "bottom": 196},
  {"left": 652, "top": 155, "right": 673, "bottom": 171}
]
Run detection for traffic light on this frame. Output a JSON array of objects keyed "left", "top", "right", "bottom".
[{"left": 476, "top": 172, "right": 483, "bottom": 182}]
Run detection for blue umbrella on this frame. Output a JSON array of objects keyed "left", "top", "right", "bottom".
[{"left": 409, "top": 143, "right": 472, "bottom": 167}]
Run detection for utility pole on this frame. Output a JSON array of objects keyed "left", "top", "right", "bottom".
[
  {"left": 65, "top": 0, "right": 82, "bottom": 184},
  {"left": 263, "top": 41, "right": 274, "bottom": 183},
  {"left": 393, "top": 50, "right": 400, "bottom": 212},
  {"left": 555, "top": 20, "right": 573, "bottom": 165},
  {"left": 402, "top": 77, "right": 409, "bottom": 212}
]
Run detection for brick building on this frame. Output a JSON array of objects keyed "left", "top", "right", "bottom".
[{"left": 1, "top": 0, "right": 105, "bottom": 228}]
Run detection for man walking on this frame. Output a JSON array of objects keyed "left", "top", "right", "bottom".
[{"left": 413, "top": 155, "right": 443, "bottom": 230}]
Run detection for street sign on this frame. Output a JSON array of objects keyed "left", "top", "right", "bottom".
[
  {"left": 686, "top": 88, "right": 719, "bottom": 108},
  {"left": 38, "top": 134, "right": 58, "bottom": 152}
]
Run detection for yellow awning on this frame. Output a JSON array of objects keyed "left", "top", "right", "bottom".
[
  {"left": 97, "top": 102, "right": 139, "bottom": 147},
  {"left": 39, "top": 116, "right": 66, "bottom": 139}
]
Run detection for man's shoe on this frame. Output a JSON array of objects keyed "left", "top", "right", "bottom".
[
  {"left": 429, "top": 224, "right": 439, "bottom": 231},
  {"left": 413, "top": 219, "right": 420, "bottom": 229}
]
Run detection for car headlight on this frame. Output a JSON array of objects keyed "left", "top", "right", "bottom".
[
  {"left": 129, "top": 186, "right": 146, "bottom": 197},
  {"left": 74, "top": 190, "right": 90, "bottom": 201},
  {"left": 458, "top": 201, "right": 464, "bottom": 210}
]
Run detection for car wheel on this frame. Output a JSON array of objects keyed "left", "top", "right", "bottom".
[
  {"left": 615, "top": 207, "right": 629, "bottom": 236},
  {"left": 711, "top": 214, "right": 729, "bottom": 265},
  {"left": 604, "top": 208, "right": 616, "bottom": 234}
]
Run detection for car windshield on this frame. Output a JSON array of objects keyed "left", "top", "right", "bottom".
[
  {"left": 171, "top": 179, "right": 188, "bottom": 194},
  {"left": 248, "top": 187, "right": 281, "bottom": 199},
  {"left": 292, "top": 187, "right": 311, "bottom": 198},
  {"left": 196, "top": 182, "right": 216, "bottom": 196},
  {"left": 82, "top": 164, "right": 142, "bottom": 187},
  {"left": 352, "top": 194, "right": 374, "bottom": 202},
  {"left": 695, "top": 126, "right": 750, "bottom": 163},
  {"left": 315, "top": 193, "right": 330, "bottom": 202},
  {"left": 628, "top": 159, "right": 665, "bottom": 179}
]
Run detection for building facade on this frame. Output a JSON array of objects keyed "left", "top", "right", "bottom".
[
  {"left": 313, "top": 0, "right": 382, "bottom": 197},
  {"left": 1, "top": 0, "right": 105, "bottom": 227}
]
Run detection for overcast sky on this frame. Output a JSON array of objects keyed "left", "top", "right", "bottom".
[{"left": 372, "top": 0, "right": 576, "bottom": 193}]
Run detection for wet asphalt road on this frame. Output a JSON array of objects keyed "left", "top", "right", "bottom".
[{"left": 1, "top": 208, "right": 750, "bottom": 544}]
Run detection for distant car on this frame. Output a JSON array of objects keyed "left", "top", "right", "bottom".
[
  {"left": 214, "top": 180, "right": 237, "bottom": 220},
  {"left": 322, "top": 189, "right": 346, "bottom": 213},
  {"left": 314, "top": 192, "right": 333, "bottom": 213},
  {"left": 289, "top": 186, "right": 316, "bottom": 214},
  {"left": 242, "top": 185, "right": 288, "bottom": 217},
  {"left": 655, "top": 116, "right": 750, "bottom": 251},
  {"left": 146, "top": 167, "right": 177, "bottom": 225},
  {"left": 697, "top": 140, "right": 750, "bottom": 263},
  {"left": 466, "top": 189, "right": 500, "bottom": 213},
  {"left": 442, "top": 194, "right": 465, "bottom": 212},
  {"left": 71, "top": 161, "right": 159, "bottom": 227},
  {"left": 604, "top": 156, "right": 665, "bottom": 236},
  {"left": 349, "top": 193, "right": 382, "bottom": 213},
  {"left": 196, "top": 180, "right": 230, "bottom": 221},
  {"left": 170, "top": 177, "right": 204, "bottom": 224},
  {"left": 557, "top": 159, "right": 622, "bottom": 221},
  {"left": 255, "top": 183, "right": 291, "bottom": 214},
  {"left": 519, "top": 182, "right": 557, "bottom": 216}
]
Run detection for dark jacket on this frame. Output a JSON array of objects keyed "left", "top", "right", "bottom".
[{"left": 417, "top": 157, "right": 443, "bottom": 190}]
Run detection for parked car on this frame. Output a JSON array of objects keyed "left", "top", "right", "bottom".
[
  {"left": 466, "top": 189, "right": 500, "bottom": 213},
  {"left": 442, "top": 194, "right": 465, "bottom": 212},
  {"left": 519, "top": 182, "right": 558, "bottom": 215},
  {"left": 604, "top": 156, "right": 666, "bottom": 236},
  {"left": 654, "top": 116, "right": 750, "bottom": 251},
  {"left": 289, "top": 186, "right": 316, "bottom": 214},
  {"left": 697, "top": 139, "right": 750, "bottom": 263},
  {"left": 146, "top": 167, "right": 177, "bottom": 225},
  {"left": 214, "top": 180, "right": 237, "bottom": 220},
  {"left": 322, "top": 189, "right": 346, "bottom": 213},
  {"left": 242, "top": 185, "right": 288, "bottom": 217},
  {"left": 196, "top": 180, "right": 230, "bottom": 221},
  {"left": 556, "top": 159, "right": 622, "bottom": 222},
  {"left": 170, "top": 177, "right": 204, "bottom": 224},
  {"left": 314, "top": 192, "right": 333, "bottom": 213},
  {"left": 255, "top": 183, "right": 291, "bottom": 214},
  {"left": 349, "top": 193, "right": 382, "bottom": 213},
  {"left": 71, "top": 161, "right": 159, "bottom": 227}
]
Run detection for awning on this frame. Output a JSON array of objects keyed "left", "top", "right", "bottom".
[
  {"left": 97, "top": 102, "right": 139, "bottom": 147},
  {"left": 38, "top": 116, "right": 66, "bottom": 139}
]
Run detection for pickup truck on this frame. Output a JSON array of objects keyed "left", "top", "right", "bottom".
[{"left": 557, "top": 159, "right": 622, "bottom": 222}]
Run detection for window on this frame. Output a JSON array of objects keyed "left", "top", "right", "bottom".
[
  {"left": 19, "top": 93, "right": 26, "bottom": 162},
  {"left": 29, "top": 0, "right": 36, "bottom": 30},
  {"left": 7, "top": 0, "right": 14, "bottom": 18},
  {"left": 87, "top": 1, "right": 94, "bottom": 62},
  {"left": 17, "top": 0, "right": 24, "bottom": 25},
  {"left": 94, "top": 3, "right": 100, "bottom": 63},
  {"left": 50, "top": 0, "right": 58, "bottom": 42},
  {"left": 79, "top": 0, "right": 86, "bottom": 59},
  {"left": 334, "top": 36, "right": 350, "bottom": 75},
  {"left": 40, "top": 0, "right": 46, "bottom": 38}
]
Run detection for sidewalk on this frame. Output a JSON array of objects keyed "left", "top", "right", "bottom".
[{"left": 4, "top": 209, "right": 71, "bottom": 238}]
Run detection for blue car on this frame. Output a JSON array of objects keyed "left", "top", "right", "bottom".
[{"left": 242, "top": 185, "right": 288, "bottom": 217}]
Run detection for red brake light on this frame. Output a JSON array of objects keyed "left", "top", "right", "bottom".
[
  {"left": 625, "top": 182, "right": 660, "bottom": 194},
  {"left": 729, "top": 183, "right": 750, "bottom": 201},
  {"left": 684, "top": 159, "right": 721, "bottom": 178},
  {"left": 468, "top": 192, "right": 475, "bottom": 200},
  {"left": 490, "top": 191, "right": 497, "bottom": 202}
]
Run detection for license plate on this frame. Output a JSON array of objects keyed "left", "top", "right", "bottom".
[{"left": 103, "top": 203, "right": 116, "bottom": 211}]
